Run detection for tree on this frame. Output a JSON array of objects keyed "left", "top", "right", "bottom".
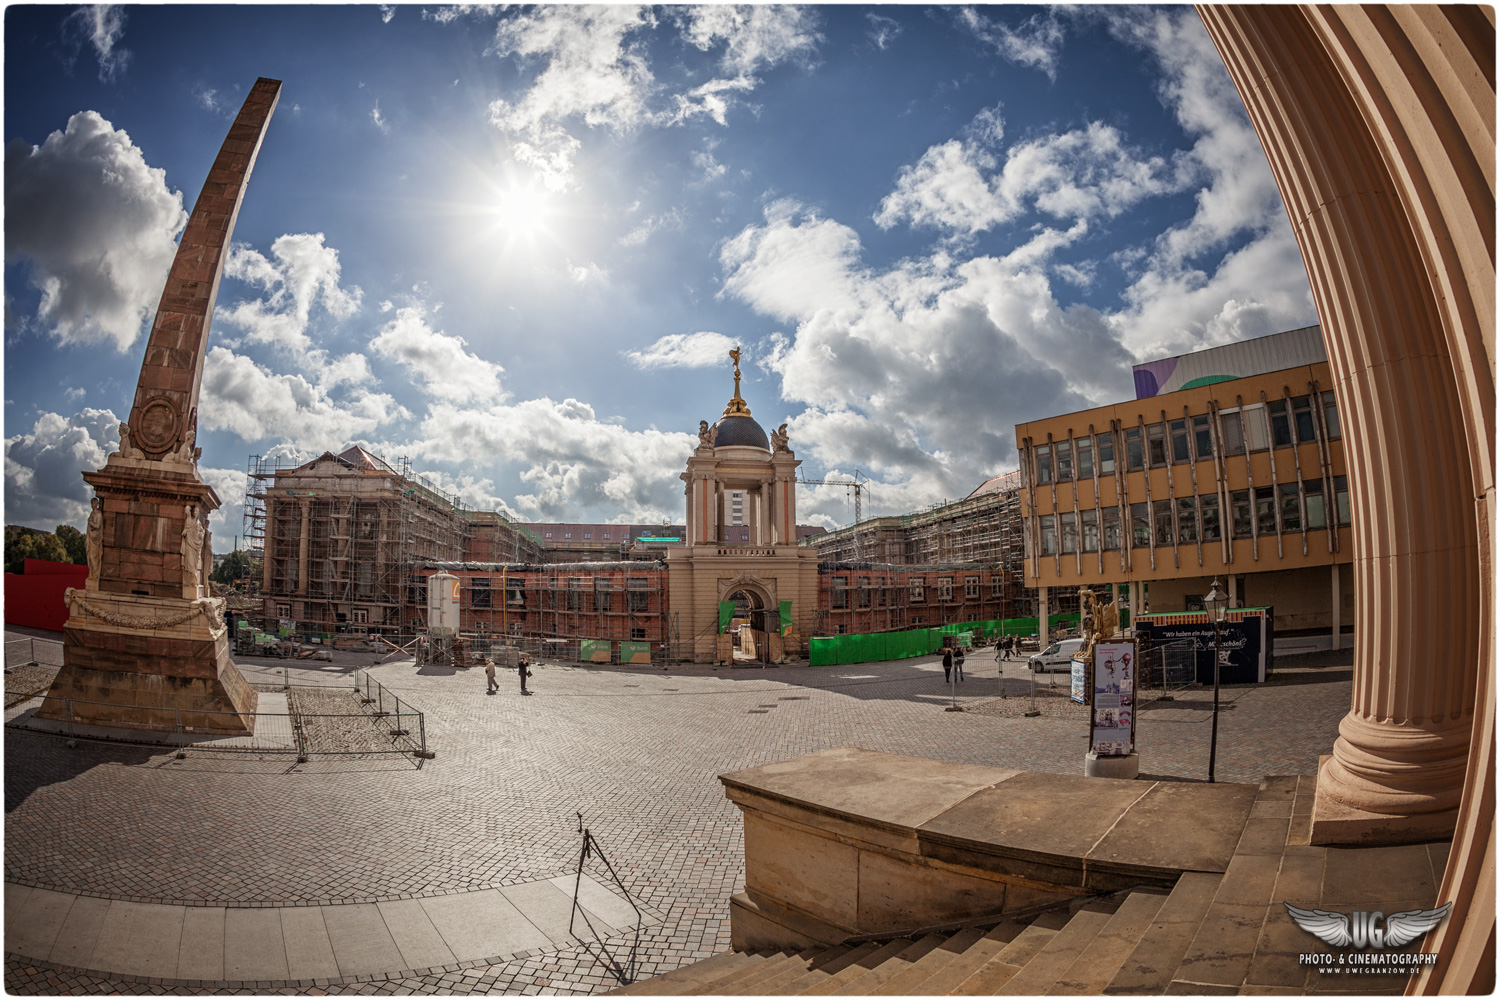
[
  {"left": 4, "top": 526, "right": 68, "bottom": 575},
  {"left": 211, "top": 549, "right": 253, "bottom": 587},
  {"left": 55, "top": 524, "right": 86, "bottom": 565}
]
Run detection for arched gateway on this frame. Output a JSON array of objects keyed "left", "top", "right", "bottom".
[{"left": 666, "top": 351, "right": 820, "bottom": 663}]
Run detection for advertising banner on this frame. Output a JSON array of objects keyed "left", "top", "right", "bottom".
[
  {"left": 1135, "top": 614, "right": 1268, "bottom": 684},
  {"left": 1070, "top": 658, "right": 1086, "bottom": 703},
  {"left": 1091, "top": 641, "right": 1136, "bottom": 756}
]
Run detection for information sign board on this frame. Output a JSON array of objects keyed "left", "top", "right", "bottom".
[{"left": 1091, "top": 640, "right": 1136, "bottom": 756}]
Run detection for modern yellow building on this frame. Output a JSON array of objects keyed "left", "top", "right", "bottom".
[{"left": 1015, "top": 327, "right": 1352, "bottom": 646}]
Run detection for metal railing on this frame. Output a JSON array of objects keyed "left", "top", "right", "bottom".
[
  {"left": 5, "top": 635, "right": 63, "bottom": 670},
  {"left": 569, "top": 812, "right": 642, "bottom": 986},
  {"left": 1137, "top": 638, "right": 1198, "bottom": 702},
  {"left": 355, "top": 670, "right": 434, "bottom": 759}
]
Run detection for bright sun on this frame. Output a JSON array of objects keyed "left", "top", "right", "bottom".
[{"left": 490, "top": 182, "right": 550, "bottom": 237}]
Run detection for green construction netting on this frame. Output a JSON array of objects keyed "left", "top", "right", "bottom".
[
  {"left": 718, "top": 601, "right": 735, "bottom": 633},
  {"left": 579, "top": 639, "right": 611, "bottom": 662},
  {"left": 808, "top": 612, "right": 1091, "bottom": 666},
  {"left": 779, "top": 600, "right": 792, "bottom": 635},
  {"left": 618, "top": 641, "right": 651, "bottom": 664}
]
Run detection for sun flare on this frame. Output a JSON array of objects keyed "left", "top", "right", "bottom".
[{"left": 490, "top": 182, "right": 550, "bottom": 237}]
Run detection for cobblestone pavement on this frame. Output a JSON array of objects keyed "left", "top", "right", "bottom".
[{"left": 4, "top": 645, "right": 1353, "bottom": 994}]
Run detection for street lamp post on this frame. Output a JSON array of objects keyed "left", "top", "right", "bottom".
[{"left": 1204, "top": 577, "right": 1229, "bottom": 783}]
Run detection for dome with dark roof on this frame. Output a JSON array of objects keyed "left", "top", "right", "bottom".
[{"left": 713, "top": 414, "right": 770, "bottom": 450}]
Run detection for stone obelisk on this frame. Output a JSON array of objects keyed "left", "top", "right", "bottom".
[{"left": 38, "top": 79, "right": 282, "bottom": 734}]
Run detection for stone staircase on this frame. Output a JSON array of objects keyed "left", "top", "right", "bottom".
[{"left": 613, "top": 775, "right": 1436, "bottom": 996}]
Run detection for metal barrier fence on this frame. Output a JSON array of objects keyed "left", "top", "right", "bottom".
[
  {"left": 1136, "top": 638, "right": 1198, "bottom": 701},
  {"left": 5, "top": 635, "right": 64, "bottom": 670},
  {"left": 354, "top": 670, "right": 434, "bottom": 758}
]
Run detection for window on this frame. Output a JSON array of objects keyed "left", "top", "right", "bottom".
[
  {"left": 276, "top": 603, "right": 291, "bottom": 618},
  {"left": 1192, "top": 415, "right": 1214, "bottom": 460},
  {"left": 1147, "top": 423, "right": 1168, "bottom": 467},
  {"left": 472, "top": 578, "right": 492, "bottom": 608},
  {"left": 1076, "top": 437, "right": 1094, "bottom": 478},
  {"left": 1322, "top": 391, "right": 1342, "bottom": 440},
  {"left": 1177, "top": 496, "right": 1199, "bottom": 543},
  {"left": 1220, "top": 410, "right": 1246, "bottom": 456},
  {"left": 1154, "top": 499, "right": 1174, "bottom": 545},
  {"left": 631, "top": 627, "right": 647, "bottom": 640},
  {"left": 1231, "top": 490, "right": 1253, "bottom": 538},
  {"left": 1169, "top": 419, "right": 1191, "bottom": 463},
  {"left": 831, "top": 576, "right": 848, "bottom": 609},
  {"left": 1305, "top": 480, "right": 1327, "bottom": 529},
  {"left": 1102, "top": 508, "right": 1122, "bottom": 551},
  {"left": 1291, "top": 395, "right": 1317, "bottom": 443},
  {"left": 1056, "top": 439, "right": 1074, "bottom": 482},
  {"left": 567, "top": 579, "right": 582, "bottom": 611},
  {"left": 991, "top": 574, "right": 1003, "bottom": 597},
  {"left": 544, "top": 531, "right": 553, "bottom": 539},
  {"left": 1243, "top": 404, "right": 1271, "bottom": 451},
  {"left": 594, "top": 579, "right": 612, "bottom": 612},
  {"left": 910, "top": 579, "right": 925, "bottom": 603},
  {"left": 1267, "top": 399, "right": 1293, "bottom": 447},
  {"left": 1040, "top": 515, "right": 1059, "bottom": 556},
  {"left": 1255, "top": 486, "right": 1278, "bottom": 535},
  {"left": 1060, "top": 512, "right": 1078, "bottom": 555},
  {"left": 1081, "top": 509, "right": 1099, "bottom": 552},
  {"left": 627, "top": 578, "right": 649, "bottom": 612},
  {"left": 964, "top": 576, "right": 980, "bottom": 600},
  {"left": 1097, "top": 432, "right": 1116, "bottom": 474},
  {"left": 602, "top": 532, "right": 611, "bottom": 540},
  {"left": 564, "top": 532, "right": 572, "bottom": 539},
  {"left": 1334, "top": 475, "right": 1351, "bottom": 525},
  {"left": 938, "top": 577, "right": 954, "bottom": 601},
  {"left": 507, "top": 583, "right": 525, "bottom": 606},
  {"left": 406, "top": 577, "right": 426, "bottom": 606},
  {"left": 1279, "top": 483, "right": 1303, "bottom": 532},
  {"left": 351, "top": 607, "right": 369, "bottom": 624},
  {"left": 740, "top": 532, "right": 749, "bottom": 542},
  {"left": 1035, "top": 443, "right": 1053, "bottom": 485},
  {"left": 1124, "top": 428, "right": 1145, "bottom": 471},
  {"left": 1130, "top": 503, "right": 1150, "bottom": 548},
  {"left": 859, "top": 579, "right": 872, "bottom": 607},
  {"left": 1201, "top": 494, "right": 1222, "bottom": 541}
]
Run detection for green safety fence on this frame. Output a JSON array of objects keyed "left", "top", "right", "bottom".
[
  {"left": 618, "top": 641, "right": 651, "bottom": 664},
  {"left": 808, "top": 611, "right": 1101, "bottom": 667},
  {"left": 718, "top": 600, "right": 735, "bottom": 633},
  {"left": 780, "top": 600, "right": 792, "bottom": 636},
  {"left": 579, "top": 639, "right": 611, "bottom": 663}
]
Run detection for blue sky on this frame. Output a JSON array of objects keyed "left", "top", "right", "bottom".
[{"left": 4, "top": 4, "right": 1316, "bottom": 540}]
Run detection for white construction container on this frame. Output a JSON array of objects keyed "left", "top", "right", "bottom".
[{"left": 427, "top": 571, "right": 461, "bottom": 637}]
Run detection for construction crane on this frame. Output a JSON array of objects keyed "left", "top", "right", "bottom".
[{"left": 796, "top": 470, "right": 871, "bottom": 524}]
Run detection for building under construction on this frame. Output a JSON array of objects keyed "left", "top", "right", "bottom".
[{"left": 245, "top": 447, "right": 546, "bottom": 632}]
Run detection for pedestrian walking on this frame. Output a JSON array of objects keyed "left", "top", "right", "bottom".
[
  {"left": 955, "top": 646, "right": 966, "bottom": 681},
  {"left": 519, "top": 660, "right": 533, "bottom": 695},
  {"left": 995, "top": 638, "right": 1006, "bottom": 664},
  {"left": 485, "top": 658, "right": 498, "bottom": 694},
  {"left": 942, "top": 647, "right": 953, "bottom": 683}
]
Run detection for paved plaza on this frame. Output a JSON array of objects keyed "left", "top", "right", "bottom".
[{"left": 3, "top": 635, "right": 1354, "bottom": 994}]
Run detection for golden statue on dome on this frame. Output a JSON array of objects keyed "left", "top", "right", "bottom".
[{"left": 724, "top": 345, "right": 752, "bottom": 417}]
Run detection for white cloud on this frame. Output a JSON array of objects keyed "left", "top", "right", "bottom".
[
  {"left": 368, "top": 304, "right": 506, "bottom": 403},
  {"left": 568, "top": 262, "right": 608, "bottom": 284},
  {"left": 198, "top": 466, "right": 249, "bottom": 535},
  {"left": 63, "top": 5, "right": 130, "bottom": 82},
  {"left": 410, "top": 397, "right": 695, "bottom": 521},
  {"left": 422, "top": 5, "right": 498, "bottom": 26},
  {"left": 194, "top": 84, "right": 229, "bottom": 116},
  {"left": 379, "top": 5, "right": 396, "bottom": 24},
  {"left": 624, "top": 331, "right": 736, "bottom": 370},
  {"left": 4, "top": 408, "right": 119, "bottom": 530},
  {"left": 956, "top": 7, "right": 1064, "bottom": 80},
  {"left": 199, "top": 346, "right": 405, "bottom": 451},
  {"left": 618, "top": 207, "right": 684, "bottom": 248},
  {"left": 217, "top": 233, "right": 363, "bottom": 358},
  {"left": 371, "top": 101, "right": 390, "bottom": 134},
  {"left": 866, "top": 13, "right": 902, "bottom": 51},
  {"left": 4, "top": 111, "right": 186, "bottom": 351},
  {"left": 679, "top": 5, "right": 821, "bottom": 76},
  {"left": 691, "top": 147, "right": 727, "bottom": 184}
]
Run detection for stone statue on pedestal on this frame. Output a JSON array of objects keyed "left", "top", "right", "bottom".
[
  {"left": 85, "top": 497, "right": 103, "bottom": 586},
  {"left": 182, "top": 504, "right": 205, "bottom": 598}
]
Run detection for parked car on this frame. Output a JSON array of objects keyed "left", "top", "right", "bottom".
[{"left": 1029, "top": 637, "right": 1086, "bottom": 673}]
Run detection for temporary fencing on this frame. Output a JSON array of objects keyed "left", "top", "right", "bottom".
[{"left": 809, "top": 612, "right": 1095, "bottom": 666}]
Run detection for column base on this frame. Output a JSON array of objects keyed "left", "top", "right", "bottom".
[{"left": 1310, "top": 755, "right": 1460, "bottom": 846}]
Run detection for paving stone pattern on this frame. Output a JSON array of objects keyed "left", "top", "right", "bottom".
[{"left": 5, "top": 646, "right": 1353, "bottom": 994}]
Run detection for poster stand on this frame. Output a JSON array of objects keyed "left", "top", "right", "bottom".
[{"left": 1083, "top": 639, "right": 1139, "bottom": 779}]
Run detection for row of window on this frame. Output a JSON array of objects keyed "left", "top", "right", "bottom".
[
  {"left": 828, "top": 574, "right": 1002, "bottom": 609},
  {"left": 1033, "top": 477, "right": 1351, "bottom": 557},
  {"left": 1033, "top": 393, "right": 1340, "bottom": 485}
]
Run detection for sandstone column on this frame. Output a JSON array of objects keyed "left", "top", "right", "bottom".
[{"left": 40, "top": 79, "right": 282, "bottom": 735}]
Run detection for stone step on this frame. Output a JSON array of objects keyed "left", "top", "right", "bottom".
[
  {"left": 900, "top": 920, "right": 1028, "bottom": 996},
  {"left": 828, "top": 933, "right": 945, "bottom": 995},
  {"left": 612, "top": 950, "right": 765, "bottom": 995},
  {"left": 867, "top": 926, "right": 985, "bottom": 996},
  {"left": 715, "top": 947, "right": 822, "bottom": 995},
  {"left": 1105, "top": 872, "right": 1223, "bottom": 995},
  {"left": 683, "top": 950, "right": 791, "bottom": 995},
  {"left": 765, "top": 942, "right": 881, "bottom": 995},
  {"left": 994, "top": 905, "right": 1116, "bottom": 996},
  {"left": 1047, "top": 892, "right": 1170, "bottom": 994},
  {"left": 799, "top": 937, "right": 917, "bottom": 996},
  {"left": 748, "top": 944, "right": 853, "bottom": 995}
]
